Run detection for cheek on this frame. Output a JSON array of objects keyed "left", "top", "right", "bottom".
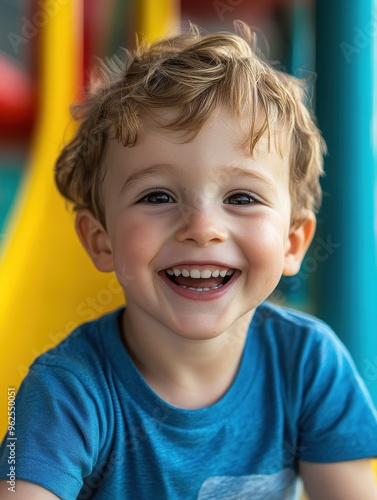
[
  {"left": 241, "top": 220, "right": 287, "bottom": 274},
  {"left": 111, "top": 218, "right": 163, "bottom": 287}
]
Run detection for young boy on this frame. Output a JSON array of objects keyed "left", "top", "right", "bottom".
[{"left": 0, "top": 21, "right": 376, "bottom": 499}]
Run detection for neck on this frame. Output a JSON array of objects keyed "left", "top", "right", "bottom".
[{"left": 121, "top": 308, "right": 254, "bottom": 409}]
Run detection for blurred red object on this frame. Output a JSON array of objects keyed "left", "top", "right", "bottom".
[{"left": 0, "top": 53, "right": 36, "bottom": 142}]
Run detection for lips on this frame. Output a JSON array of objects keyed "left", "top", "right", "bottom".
[{"left": 160, "top": 265, "right": 237, "bottom": 293}]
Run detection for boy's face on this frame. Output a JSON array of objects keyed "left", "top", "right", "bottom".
[{"left": 83, "top": 107, "right": 313, "bottom": 340}]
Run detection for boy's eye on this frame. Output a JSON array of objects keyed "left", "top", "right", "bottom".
[
  {"left": 224, "top": 193, "right": 257, "bottom": 205},
  {"left": 139, "top": 191, "right": 175, "bottom": 204}
]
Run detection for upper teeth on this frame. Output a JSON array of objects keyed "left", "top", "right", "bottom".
[{"left": 166, "top": 268, "right": 233, "bottom": 278}]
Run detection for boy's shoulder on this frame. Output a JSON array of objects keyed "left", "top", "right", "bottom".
[
  {"left": 257, "top": 300, "right": 328, "bottom": 327},
  {"left": 252, "top": 301, "right": 353, "bottom": 371},
  {"left": 255, "top": 300, "right": 337, "bottom": 340}
]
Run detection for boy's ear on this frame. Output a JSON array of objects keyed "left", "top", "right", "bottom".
[
  {"left": 283, "top": 213, "right": 316, "bottom": 276},
  {"left": 75, "top": 209, "right": 114, "bottom": 272}
]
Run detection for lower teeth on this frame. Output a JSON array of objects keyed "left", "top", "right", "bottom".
[{"left": 179, "top": 284, "right": 224, "bottom": 291}]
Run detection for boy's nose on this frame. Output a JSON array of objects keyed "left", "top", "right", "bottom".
[{"left": 174, "top": 203, "right": 228, "bottom": 247}]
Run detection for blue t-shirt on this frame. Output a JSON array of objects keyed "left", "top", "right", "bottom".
[{"left": 0, "top": 302, "right": 376, "bottom": 499}]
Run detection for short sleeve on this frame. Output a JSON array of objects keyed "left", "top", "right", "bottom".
[
  {"left": 0, "top": 362, "right": 101, "bottom": 499},
  {"left": 297, "top": 324, "right": 377, "bottom": 462}
]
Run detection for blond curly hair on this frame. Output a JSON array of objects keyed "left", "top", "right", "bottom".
[{"left": 55, "top": 21, "right": 326, "bottom": 228}]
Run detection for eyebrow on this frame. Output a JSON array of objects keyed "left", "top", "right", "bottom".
[
  {"left": 119, "top": 163, "right": 178, "bottom": 196},
  {"left": 222, "top": 166, "right": 277, "bottom": 191}
]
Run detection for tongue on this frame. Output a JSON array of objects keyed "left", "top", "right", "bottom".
[{"left": 174, "top": 275, "right": 225, "bottom": 288}]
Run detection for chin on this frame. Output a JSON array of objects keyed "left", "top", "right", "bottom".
[
  {"left": 176, "top": 329, "right": 224, "bottom": 341},
  {"left": 166, "top": 316, "right": 233, "bottom": 341}
]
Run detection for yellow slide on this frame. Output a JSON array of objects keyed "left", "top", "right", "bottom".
[{"left": 0, "top": 0, "right": 179, "bottom": 435}]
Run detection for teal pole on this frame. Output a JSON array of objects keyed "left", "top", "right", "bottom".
[{"left": 315, "top": 1, "right": 377, "bottom": 404}]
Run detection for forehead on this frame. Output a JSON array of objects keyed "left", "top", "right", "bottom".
[{"left": 103, "top": 107, "right": 290, "bottom": 187}]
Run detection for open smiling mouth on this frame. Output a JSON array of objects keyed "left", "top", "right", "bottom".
[{"left": 163, "top": 267, "right": 236, "bottom": 292}]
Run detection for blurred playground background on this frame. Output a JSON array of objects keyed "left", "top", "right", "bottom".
[{"left": 0, "top": 0, "right": 376, "bottom": 455}]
